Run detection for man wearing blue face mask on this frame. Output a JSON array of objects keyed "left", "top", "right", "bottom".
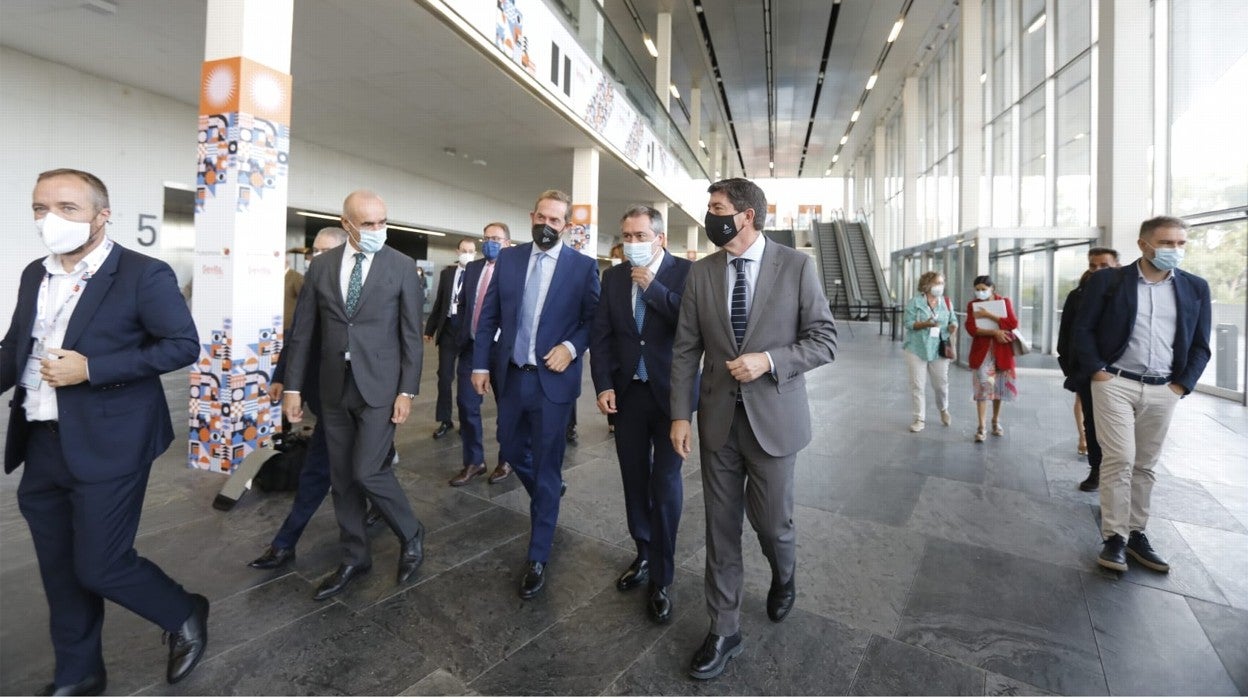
[{"left": 1073, "top": 216, "right": 1212, "bottom": 575}]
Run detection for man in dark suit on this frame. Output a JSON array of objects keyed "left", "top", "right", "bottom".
[
  {"left": 1, "top": 169, "right": 209, "bottom": 694},
  {"left": 591, "top": 205, "right": 691, "bottom": 624},
  {"left": 671, "top": 178, "right": 837, "bottom": 680},
  {"left": 282, "top": 190, "right": 426, "bottom": 601},
  {"left": 1074, "top": 216, "right": 1212, "bottom": 575},
  {"left": 450, "top": 222, "right": 513, "bottom": 487},
  {"left": 471, "top": 189, "right": 600, "bottom": 599},
  {"left": 425, "top": 238, "right": 477, "bottom": 439}
]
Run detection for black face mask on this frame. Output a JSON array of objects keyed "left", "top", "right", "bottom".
[
  {"left": 531, "top": 223, "right": 560, "bottom": 250},
  {"left": 704, "top": 211, "right": 741, "bottom": 247}
]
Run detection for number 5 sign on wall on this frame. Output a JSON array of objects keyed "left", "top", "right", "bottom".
[{"left": 138, "top": 213, "right": 158, "bottom": 247}]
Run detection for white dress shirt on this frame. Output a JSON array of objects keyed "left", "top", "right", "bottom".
[{"left": 723, "top": 234, "right": 774, "bottom": 373}]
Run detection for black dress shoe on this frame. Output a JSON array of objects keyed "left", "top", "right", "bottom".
[
  {"left": 519, "top": 561, "right": 546, "bottom": 599},
  {"left": 1078, "top": 467, "right": 1100, "bottom": 492},
  {"left": 41, "top": 672, "right": 106, "bottom": 696},
  {"left": 565, "top": 425, "right": 578, "bottom": 445},
  {"left": 648, "top": 584, "right": 672, "bottom": 624},
  {"left": 165, "top": 593, "right": 209, "bottom": 684},
  {"left": 1127, "top": 531, "right": 1170, "bottom": 572},
  {"left": 688, "top": 631, "right": 743, "bottom": 680},
  {"left": 1098, "top": 534, "right": 1128, "bottom": 572},
  {"left": 432, "top": 421, "right": 453, "bottom": 439},
  {"left": 365, "top": 507, "right": 384, "bottom": 529},
  {"left": 313, "top": 563, "right": 371, "bottom": 601},
  {"left": 397, "top": 524, "right": 425, "bottom": 583},
  {"left": 766, "top": 569, "right": 796, "bottom": 622},
  {"left": 247, "top": 545, "right": 294, "bottom": 570},
  {"left": 616, "top": 556, "right": 650, "bottom": 591}
]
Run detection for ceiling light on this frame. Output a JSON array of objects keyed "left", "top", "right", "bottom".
[
  {"left": 472, "top": 159, "right": 487, "bottom": 166},
  {"left": 979, "top": 72, "right": 988, "bottom": 84},
  {"left": 695, "top": 3, "right": 703, "bottom": 12},
  {"left": 443, "top": 147, "right": 457, "bottom": 156},
  {"left": 887, "top": 17, "right": 904, "bottom": 43},
  {"left": 698, "top": 139, "right": 706, "bottom": 149},
  {"left": 850, "top": 110, "right": 860, "bottom": 122},
  {"left": 1027, "top": 13, "right": 1046, "bottom": 33},
  {"left": 769, "top": 161, "right": 775, "bottom": 169},
  {"left": 388, "top": 224, "right": 447, "bottom": 237},
  {"left": 832, "top": 154, "right": 840, "bottom": 163},
  {"left": 643, "top": 34, "right": 659, "bottom": 58},
  {"left": 825, "top": 168, "right": 832, "bottom": 176},
  {"left": 296, "top": 210, "right": 339, "bottom": 222},
  {"left": 840, "top": 135, "right": 849, "bottom": 145},
  {"left": 1073, "top": 132, "right": 1086, "bottom": 140},
  {"left": 865, "top": 74, "right": 878, "bottom": 90},
  {"left": 669, "top": 84, "right": 680, "bottom": 100}
]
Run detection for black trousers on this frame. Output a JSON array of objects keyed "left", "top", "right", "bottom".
[
  {"left": 1077, "top": 380, "right": 1103, "bottom": 468},
  {"left": 435, "top": 319, "right": 461, "bottom": 423}
]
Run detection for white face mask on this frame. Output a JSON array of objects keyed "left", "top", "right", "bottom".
[
  {"left": 36, "top": 212, "right": 92, "bottom": 255},
  {"left": 356, "top": 226, "right": 387, "bottom": 253},
  {"left": 928, "top": 284, "right": 945, "bottom": 297},
  {"left": 974, "top": 289, "right": 992, "bottom": 300},
  {"left": 610, "top": 258, "right": 623, "bottom": 266},
  {"left": 623, "top": 240, "right": 659, "bottom": 268},
  {"left": 458, "top": 252, "right": 474, "bottom": 267}
]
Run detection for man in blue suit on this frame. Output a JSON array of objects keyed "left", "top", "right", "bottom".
[
  {"left": 591, "top": 205, "right": 692, "bottom": 624},
  {"left": 1073, "top": 216, "right": 1212, "bottom": 575},
  {"left": 1, "top": 169, "right": 209, "bottom": 694},
  {"left": 471, "top": 189, "right": 600, "bottom": 598}
]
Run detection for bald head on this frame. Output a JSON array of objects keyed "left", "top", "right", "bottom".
[{"left": 341, "top": 190, "right": 388, "bottom": 250}]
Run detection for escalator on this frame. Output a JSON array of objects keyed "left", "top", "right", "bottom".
[
  {"left": 810, "top": 221, "right": 854, "bottom": 320},
  {"left": 844, "top": 220, "right": 885, "bottom": 312}
]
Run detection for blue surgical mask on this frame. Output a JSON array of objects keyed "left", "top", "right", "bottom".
[
  {"left": 1147, "top": 242, "right": 1184, "bottom": 272},
  {"left": 482, "top": 240, "right": 502, "bottom": 261},
  {"left": 356, "top": 226, "right": 387, "bottom": 254},
  {"left": 623, "top": 241, "right": 658, "bottom": 268}
]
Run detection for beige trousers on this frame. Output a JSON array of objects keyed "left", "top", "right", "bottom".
[
  {"left": 905, "top": 350, "right": 950, "bottom": 423},
  {"left": 1091, "top": 376, "right": 1180, "bottom": 539}
]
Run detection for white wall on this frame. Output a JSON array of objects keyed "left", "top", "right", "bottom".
[{"left": 0, "top": 47, "right": 530, "bottom": 324}]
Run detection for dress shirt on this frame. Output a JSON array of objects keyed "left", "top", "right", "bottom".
[
  {"left": 448, "top": 265, "right": 464, "bottom": 317},
  {"left": 1115, "top": 272, "right": 1178, "bottom": 377},
  {"left": 723, "top": 234, "right": 774, "bottom": 373},
  {"left": 339, "top": 244, "right": 376, "bottom": 304},
  {"left": 24, "top": 237, "right": 114, "bottom": 421}
]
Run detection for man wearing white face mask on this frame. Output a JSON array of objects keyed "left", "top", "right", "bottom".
[
  {"left": 425, "top": 238, "right": 477, "bottom": 440},
  {"left": 1073, "top": 216, "right": 1212, "bottom": 575},
  {"left": 2, "top": 169, "right": 208, "bottom": 693},
  {"left": 591, "top": 205, "right": 693, "bottom": 624},
  {"left": 282, "top": 190, "right": 426, "bottom": 601}
]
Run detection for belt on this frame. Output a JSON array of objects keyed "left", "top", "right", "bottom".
[
  {"left": 30, "top": 420, "right": 59, "bottom": 434},
  {"left": 511, "top": 362, "right": 538, "bottom": 372},
  {"left": 1107, "top": 367, "right": 1171, "bottom": 385}
]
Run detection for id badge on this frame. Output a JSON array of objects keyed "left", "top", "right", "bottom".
[
  {"left": 19, "top": 355, "right": 43, "bottom": 390},
  {"left": 929, "top": 326, "right": 941, "bottom": 337}
]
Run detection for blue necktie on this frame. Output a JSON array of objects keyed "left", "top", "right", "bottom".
[
  {"left": 346, "top": 252, "right": 365, "bottom": 316},
  {"left": 731, "top": 258, "right": 748, "bottom": 350},
  {"left": 634, "top": 285, "right": 648, "bottom": 381},
  {"left": 514, "top": 252, "right": 545, "bottom": 366}
]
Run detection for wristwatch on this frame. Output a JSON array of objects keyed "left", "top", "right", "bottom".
[{"left": 399, "top": 392, "right": 416, "bottom": 399}]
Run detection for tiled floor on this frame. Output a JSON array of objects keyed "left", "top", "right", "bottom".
[{"left": 2, "top": 326, "right": 1246, "bottom": 696}]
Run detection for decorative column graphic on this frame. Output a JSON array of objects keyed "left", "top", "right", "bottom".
[
  {"left": 188, "top": 53, "right": 292, "bottom": 473},
  {"left": 571, "top": 147, "right": 600, "bottom": 258}
]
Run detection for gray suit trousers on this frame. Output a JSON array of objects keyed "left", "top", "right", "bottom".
[
  {"left": 323, "top": 368, "right": 421, "bottom": 566},
  {"left": 702, "top": 403, "right": 796, "bottom": 636}
]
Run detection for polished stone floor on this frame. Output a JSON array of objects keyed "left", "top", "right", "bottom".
[{"left": 2, "top": 325, "right": 1246, "bottom": 696}]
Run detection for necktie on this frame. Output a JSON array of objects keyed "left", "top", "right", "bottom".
[
  {"left": 346, "top": 252, "right": 365, "bottom": 316},
  {"left": 731, "top": 258, "right": 748, "bottom": 350},
  {"left": 472, "top": 262, "right": 494, "bottom": 335},
  {"left": 514, "top": 252, "right": 545, "bottom": 366},
  {"left": 634, "top": 285, "right": 648, "bottom": 381},
  {"left": 450, "top": 268, "right": 463, "bottom": 317}
]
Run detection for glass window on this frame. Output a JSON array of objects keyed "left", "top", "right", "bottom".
[
  {"left": 1019, "top": 91, "right": 1046, "bottom": 226},
  {"left": 1055, "top": 55, "right": 1092, "bottom": 226},
  {"left": 1056, "top": 0, "right": 1092, "bottom": 69},
  {"left": 1183, "top": 220, "right": 1247, "bottom": 391},
  {"left": 991, "top": 116, "right": 1016, "bottom": 226},
  {"left": 992, "top": 0, "right": 1014, "bottom": 117},
  {"left": 1020, "top": 0, "right": 1046, "bottom": 93}
]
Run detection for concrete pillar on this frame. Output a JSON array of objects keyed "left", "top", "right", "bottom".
[
  {"left": 902, "top": 76, "right": 922, "bottom": 248},
  {"left": 1097, "top": 0, "right": 1153, "bottom": 253},
  {"left": 571, "top": 147, "right": 600, "bottom": 258},
  {"left": 708, "top": 127, "right": 721, "bottom": 179},
  {"left": 189, "top": 0, "right": 294, "bottom": 473},
  {"left": 655, "top": 12, "right": 672, "bottom": 112},
  {"left": 689, "top": 86, "right": 702, "bottom": 161},
  {"left": 687, "top": 225, "right": 700, "bottom": 257},
  {"left": 958, "top": 0, "right": 985, "bottom": 233},
  {"left": 874, "top": 124, "right": 887, "bottom": 247}
]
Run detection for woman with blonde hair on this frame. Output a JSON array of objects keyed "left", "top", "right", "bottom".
[{"left": 902, "top": 271, "right": 959, "bottom": 432}]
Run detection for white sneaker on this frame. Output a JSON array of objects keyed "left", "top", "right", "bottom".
[
  {"left": 909, "top": 420, "right": 925, "bottom": 433},
  {"left": 940, "top": 410, "right": 952, "bottom": 426}
]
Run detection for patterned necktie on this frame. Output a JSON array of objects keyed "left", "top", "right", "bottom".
[
  {"left": 731, "top": 258, "right": 749, "bottom": 350},
  {"left": 634, "top": 284, "right": 648, "bottom": 381},
  {"left": 513, "top": 252, "right": 545, "bottom": 366},
  {"left": 472, "top": 262, "right": 494, "bottom": 335},
  {"left": 346, "top": 252, "right": 365, "bottom": 316}
]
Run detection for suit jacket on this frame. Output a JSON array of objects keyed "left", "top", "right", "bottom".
[
  {"left": 425, "top": 264, "right": 464, "bottom": 343},
  {"left": 455, "top": 258, "right": 491, "bottom": 350},
  {"left": 1073, "top": 260, "right": 1212, "bottom": 394},
  {"left": 273, "top": 303, "right": 321, "bottom": 414},
  {"left": 1056, "top": 286, "right": 1083, "bottom": 391},
  {"left": 1, "top": 243, "right": 199, "bottom": 481},
  {"left": 590, "top": 251, "right": 692, "bottom": 418},
  {"left": 472, "top": 242, "right": 600, "bottom": 403},
  {"left": 671, "top": 239, "right": 837, "bottom": 457},
  {"left": 283, "top": 244, "right": 423, "bottom": 407}
]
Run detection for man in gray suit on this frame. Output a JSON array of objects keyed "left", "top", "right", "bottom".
[
  {"left": 671, "top": 178, "right": 837, "bottom": 680},
  {"left": 282, "top": 190, "right": 426, "bottom": 601}
]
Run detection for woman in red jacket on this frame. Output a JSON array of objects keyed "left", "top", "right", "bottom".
[{"left": 965, "top": 275, "right": 1019, "bottom": 442}]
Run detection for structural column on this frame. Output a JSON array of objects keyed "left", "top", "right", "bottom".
[
  {"left": 873, "top": 124, "right": 887, "bottom": 250},
  {"left": 689, "top": 86, "right": 702, "bottom": 165},
  {"left": 686, "top": 226, "right": 700, "bottom": 258},
  {"left": 189, "top": 0, "right": 294, "bottom": 473},
  {"left": 654, "top": 12, "right": 672, "bottom": 112},
  {"left": 958, "top": 0, "right": 985, "bottom": 234},
  {"left": 571, "top": 147, "right": 600, "bottom": 258},
  {"left": 902, "top": 76, "right": 922, "bottom": 249}
]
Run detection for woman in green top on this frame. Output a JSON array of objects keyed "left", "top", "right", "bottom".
[{"left": 903, "top": 271, "right": 959, "bottom": 432}]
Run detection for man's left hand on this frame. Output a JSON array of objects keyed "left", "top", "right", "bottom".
[
  {"left": 392, "top": 394, "right": 412, "bottom": 424},
  {"left": 1168, "top": 383, "right": 1185, "bottom": 397},
  {"left": 726, "top": 353, "right": 770, "bottom": 383},
  {"left": 630, "top": 266, "right": 654, "bottom": 291},
  {"left": 543, "top": 344, "right": 573, "bottom": 373},
  {"left": 41, "top": 349, "right": 89, "bottom": 388}
]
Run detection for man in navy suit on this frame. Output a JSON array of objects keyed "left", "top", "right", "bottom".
[
  {"left": 449, "top": 221, "right": 513, "bottom": 487},
  {"left": 1, "top": 169, "right": 209, "bottom": 694},
  {"left": 1073, "top": 216, "right": 1212, "bottom": 575},
  {"left": 591, "top": 205, "right": 692, "bottom": 624},
  {"left": 471, "top": 189, "right": 600, "bottom": 598},
  {"left": 425, "top": 238, "right": 477, "bottom": 440}
]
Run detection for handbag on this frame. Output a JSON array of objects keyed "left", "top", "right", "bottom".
[
  {"left": 1011, "top": 329, "right": 1032, "bottom": 356},
  {"left": 937, "top": 297, "right": 955, "bottom": 360}
]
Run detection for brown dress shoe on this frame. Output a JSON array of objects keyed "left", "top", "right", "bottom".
[
  {"left": 449, "top": 463, "right": 487, "bottom": 487},
  {"left": 488, "top": 462, "right": 513, "bottom": 484}
]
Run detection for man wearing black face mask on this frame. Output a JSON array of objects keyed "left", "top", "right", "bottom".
[
  {"left": 670, "top": 177, "right": 837, "bottom": 680},
  {"left": 471, "top": 190, "right": 600, "bottom": 599}
]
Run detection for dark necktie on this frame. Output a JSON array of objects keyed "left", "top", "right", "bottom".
[
  {"left": 634, "top": 285, "right": 648, "bottom": 381},
  {"left": 346, "top": 252, "right": 365, "bottom": 316},
  {"left": 731, "top": 258, "right": 749, "bottom": 350}
]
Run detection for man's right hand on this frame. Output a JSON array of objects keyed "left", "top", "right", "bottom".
[
  {"left": 282, "top": 392, "right": 304, "bottom": 423},
  {"left": 596, "top": 390, "right": 617, "bottom": 415},
  {"left": 670, "top": 419, "right": 692, "bottom": 459},
  {"left": 471, "top": 372, "right": 490, "bottom": 396},
  {"left": 1092, "top": 371, "right": 1113, "bottom": 382},
  {"left": 268, "top": 382, "right": 284, "bottom": 403},
  {"left": 423, "top": 334, "right": 433, "bottom": 343}
]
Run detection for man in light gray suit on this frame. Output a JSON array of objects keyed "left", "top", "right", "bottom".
[
  {"left": 282, "top": 190, "right": 426, "bottom": 601},
  {"left": 671, "top": 178, "right": 837, "bottom": 680}
]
